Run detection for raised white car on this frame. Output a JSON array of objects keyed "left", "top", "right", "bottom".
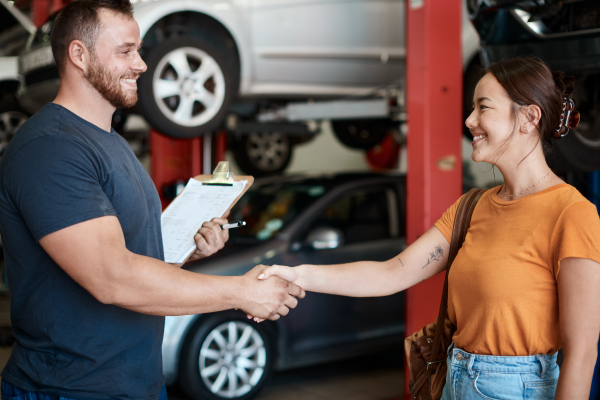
[{"left": 17, "top": 0, "right": 481, "bottom": 174}]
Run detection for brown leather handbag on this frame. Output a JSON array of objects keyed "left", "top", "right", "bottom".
[{"left": 404, "top": 188, "right": 485, "bottom": 400}]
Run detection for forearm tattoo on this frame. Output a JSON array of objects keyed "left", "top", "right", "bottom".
[
  {"left": 422, "top": 245, "right": 444, "bottom": 269},
  {"left": 398, "top": 258, "right": 405, "bottom": 267}
]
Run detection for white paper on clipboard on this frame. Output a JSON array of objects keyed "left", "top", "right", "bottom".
[{"left": 161, "top": 178, "right": 247, "bottom": 263}]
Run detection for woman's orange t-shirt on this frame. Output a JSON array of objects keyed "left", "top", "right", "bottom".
[{"left": 434, "top": 184, "right": 600, "bottom": 356}]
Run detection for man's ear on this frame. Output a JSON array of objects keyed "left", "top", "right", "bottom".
[
  {"left": 521, "top": 104, "right": 542, "bottom": 133},
  {"left": 67, "top": 40, "right": 90, "bottom": 73}
]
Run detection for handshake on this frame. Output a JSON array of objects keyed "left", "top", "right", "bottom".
[{"left": 237, "top": 264, "right": 304, "bottom": 322}]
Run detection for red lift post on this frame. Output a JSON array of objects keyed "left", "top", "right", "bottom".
[{"left": 405, "top": 0, "right": 463, "bottom": 397}]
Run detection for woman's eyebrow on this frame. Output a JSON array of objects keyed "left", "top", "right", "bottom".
[{"left": 472, "top": 96, "right": 492, "bottom": 107}]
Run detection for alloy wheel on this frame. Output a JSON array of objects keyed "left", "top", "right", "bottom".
[
  {"left": 199, "top": 321, "right": 267, "bottom": 398},
  {"left": 152, "top": 47, "right": 226, "bottom": 128},
  {"left": 245, "top": 132, "right": 290, "bottom": 172}
]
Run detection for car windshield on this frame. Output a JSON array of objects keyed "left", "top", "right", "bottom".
[{"left": 228, "top": 180, "right": 327, "bottom": 242}]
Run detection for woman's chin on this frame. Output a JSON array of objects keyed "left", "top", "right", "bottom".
[{"left": 471, "top": 152, "right": 488, "bottom": 163}]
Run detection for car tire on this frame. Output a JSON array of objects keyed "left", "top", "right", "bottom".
[
  {"left": 179, "top": 312, "right": 274, "bottom": 400},
  {"left": 137, "top": 36, "right": 238, "bottom": 138},
  {"left": 0, "top": 101, "right": 28, "bottom": 158},
  {"left": 233, "top": 132, "right": 292, "bottom": 176},
  {"left": 552, "top": 74, "right": 600, "bottom": 171},
  {"left": 330, "top": 119, "right": 391, "bottom": 149}
]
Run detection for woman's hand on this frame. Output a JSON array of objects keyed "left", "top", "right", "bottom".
[{"left": 258, "top": 265, "right": 303, "bottom": 287}]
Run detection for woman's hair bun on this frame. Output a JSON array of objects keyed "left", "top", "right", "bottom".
[{"left": 552, "top": 71, "right": 575, "bottom": 98}]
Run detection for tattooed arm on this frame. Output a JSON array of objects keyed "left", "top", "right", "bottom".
[{"left": 258, "top": 226, "right": 450, "bottom": 297}]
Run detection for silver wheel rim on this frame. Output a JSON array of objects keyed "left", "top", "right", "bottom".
[
  {"left": 152, "top": 47, "right": 226, "bottom": 128},
  {"left": 246, "top": 132, "right": 290, "bottom": 172},
  {"left": 0, "top": 110, "right": 27, "bottom": 156},
  {"left": 199, "top": 321, "right": 267, "bottom": 398}
]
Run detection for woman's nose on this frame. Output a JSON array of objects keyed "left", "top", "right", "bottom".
[{"left": 465, "top": 109, "right": 477, "bottom": 130}]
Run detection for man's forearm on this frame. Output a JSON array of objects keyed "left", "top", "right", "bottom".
[{"left": 98, "top": 252, "right": 244, "bottom": 316}]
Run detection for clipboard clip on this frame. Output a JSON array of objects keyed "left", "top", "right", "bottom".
[{"left": 202, "top": 161, "right": 235, "bottom": 186}]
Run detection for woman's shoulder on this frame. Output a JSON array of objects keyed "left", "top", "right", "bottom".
[{"left": 548, "top": 183, "right": 591, "bottom": 207}]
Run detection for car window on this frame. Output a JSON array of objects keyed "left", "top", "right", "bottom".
[
  {"left": 0, "top": 5, "right": 30, "bottom": 56},
  {"left": 228, "top": 182, "right": 327, "bottom": 242},
  {"left": 307, "top": 188, "right": 393, "bottom": 245}
]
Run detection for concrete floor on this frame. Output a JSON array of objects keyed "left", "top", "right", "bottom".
[{"left": 0, "top": 291, "right": 404, "bottom": 400}]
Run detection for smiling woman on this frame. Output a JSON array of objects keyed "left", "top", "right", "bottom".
[{"left": 257, "top": 57, "right": 600, "bottom": 400}]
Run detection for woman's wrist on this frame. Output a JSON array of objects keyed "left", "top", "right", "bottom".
[{"left": 294, "top": 264, "right": 311, "bottom": 291}]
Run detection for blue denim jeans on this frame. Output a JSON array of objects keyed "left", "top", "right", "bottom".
[
  {"left": 0, "top": 380, "right": 168, "bottom": 400},
  {"left": 441, "top": 345, "right": 559, "bottom": 400}
]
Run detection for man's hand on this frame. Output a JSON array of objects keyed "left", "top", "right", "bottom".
[
  {"left": 245, "top": 264, "right": 303, "bottom": 322},
  {"left": 237, "top": 265, "right": 305, "bottom": 321},
  {"left": 187, "top": 217, "right": 229, "bottom": 262}
]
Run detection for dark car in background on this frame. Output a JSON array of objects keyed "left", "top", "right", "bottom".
[
  {"left": 467, "top": 0, "right": 600, "bottom": 171},
  {"left": 161, "top": 172, "right": 406, "bottom": 400}
]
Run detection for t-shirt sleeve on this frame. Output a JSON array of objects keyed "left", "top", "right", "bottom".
[
  {"left": 433, "top": 194, "right": 465, "bottom": 244},
  {"left": 553, "top": 200, "right": 600, "bottom": 278},
  {"left": 5, "top": 135, "right": 117, "bottom": 242}
]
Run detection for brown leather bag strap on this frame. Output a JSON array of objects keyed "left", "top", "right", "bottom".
[{"left": 429, "top": 188, "right": 486, "bottom": 363}]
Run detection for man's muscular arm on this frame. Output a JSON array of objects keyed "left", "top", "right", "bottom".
[{"left": 39, "top": 215, "right": 304, "bottom": 319}]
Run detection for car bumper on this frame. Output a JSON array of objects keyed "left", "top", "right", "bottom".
[{"left": 162, "top": 314, "right": 197, "bottom": 385}]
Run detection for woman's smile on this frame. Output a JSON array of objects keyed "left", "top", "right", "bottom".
[{"left": 472, "top": 133, "right": 488, "bottom": 146}]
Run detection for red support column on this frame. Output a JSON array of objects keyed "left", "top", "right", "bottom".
[
  {"left": 214, "top": 130, "right": 228, "bottom": 165},
  {"left": 31, "top": 0, "right": 51, "bottom": 26},
  {"left": 404, "top": 0, "right": 463, "bottom": 398},
  {"left": 150, "top": 130, "right": 203, "bottom": 209}
]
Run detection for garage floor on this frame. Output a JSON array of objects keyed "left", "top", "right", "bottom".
[{"left": 0, "top": 290, "right": 404, "bottom": 400}]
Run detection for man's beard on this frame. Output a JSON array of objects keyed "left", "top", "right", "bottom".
[{"left": 84, "top": 54, "right": 139, "bottom": 109}]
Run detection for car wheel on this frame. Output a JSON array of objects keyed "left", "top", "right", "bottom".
[
  {"left": 233, "top": 132, "right": 292, "bottom": 176},
  {"left": 138, "top": 36, "right": 238, "bottom": 138},
  {"left": 331, "top": 119, "right": 390, "bottom": 149},
  {"left": 179, "top": 313, "right": 274, "bottom": 400},
  {"left": 0, "top": 101, "right": 28, "bottom": 158},
  {"left": 552, "top": 74, "right": 600, "bottom": 171}
]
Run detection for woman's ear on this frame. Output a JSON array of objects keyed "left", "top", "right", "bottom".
[{"left": 521, "top": 104, "right": 542, "bottom": 133}]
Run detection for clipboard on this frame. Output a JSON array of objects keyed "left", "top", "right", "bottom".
[{"left": 161, "top": 162, "right": 254, "bottom": 264}]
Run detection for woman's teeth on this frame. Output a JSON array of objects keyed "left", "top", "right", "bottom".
[{"left": 473, "top": 134, "right": 487, "bottom": 141}]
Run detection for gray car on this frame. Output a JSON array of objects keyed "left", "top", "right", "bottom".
[{"left": 162, "top": 172, "right": 406, "bottom": 400}]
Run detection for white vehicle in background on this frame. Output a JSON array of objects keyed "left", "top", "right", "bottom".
[
  {"left": 17, "top": 0, "right": 481, "bottom": 175},
  {"left": 0, "top": 0, "right": 34, "bottom": 158}
]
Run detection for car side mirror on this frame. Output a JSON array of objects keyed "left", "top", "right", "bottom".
[{"left": 305, "top": 227, "right": 344, "bottom": 250}]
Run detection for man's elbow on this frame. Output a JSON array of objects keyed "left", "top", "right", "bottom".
[{"left": 85, "top": 255, "right": 134, "bottom": 306}]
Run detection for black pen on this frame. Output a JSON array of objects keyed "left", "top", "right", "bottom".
[{"left": 221, "top": 220, "right": 246, "bottom": 230}]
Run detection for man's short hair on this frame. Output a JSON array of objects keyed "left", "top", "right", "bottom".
[{"left": 50, "top": 0, "right": 134, "bottom": 76}]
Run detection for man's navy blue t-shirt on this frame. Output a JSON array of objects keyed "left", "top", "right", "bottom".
[{"left": 0, "top": 103, "right": 165, "bottom": 400}]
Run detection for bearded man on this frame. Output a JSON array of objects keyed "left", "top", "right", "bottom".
[{"left": 0, "top": 1, "right": 304, "bottom": 399}]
